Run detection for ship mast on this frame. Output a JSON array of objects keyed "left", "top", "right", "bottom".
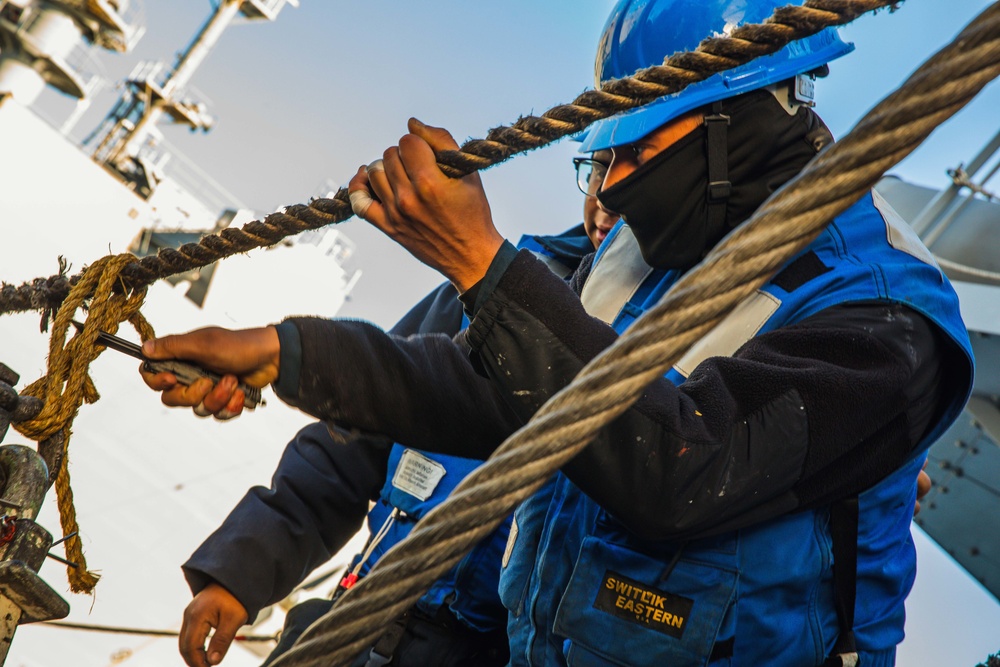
[{"left": 89, "top": 0, "right": 297, "bottom": 198}]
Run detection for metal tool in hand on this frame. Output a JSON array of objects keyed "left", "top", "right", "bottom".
[{"left": 73, "top": 322, "right": 265, "bottom": 409}]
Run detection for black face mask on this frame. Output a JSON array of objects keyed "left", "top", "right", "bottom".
[
  {"left": 597, "top": 126, "right": 712, "bottom": 270},
  {"left": 597, "top": 89, "right": 832, "bottom": 270}
]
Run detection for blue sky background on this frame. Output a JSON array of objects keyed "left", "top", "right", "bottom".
[{"left": 35, "top": 1, "right": 1000, "bottom": 664}]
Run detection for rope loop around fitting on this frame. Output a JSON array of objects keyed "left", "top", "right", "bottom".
[{"left": 14, "top": 253, "right": 155, "bottom": 594}]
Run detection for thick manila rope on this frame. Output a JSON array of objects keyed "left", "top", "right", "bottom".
[
  {"left": 14, "top": 254, "right": 155, "bottom": 593},
  {"left": 271, "top": 4, "right": 1000, "bottom": 666},
  {"left": 0, "top": 0, "right": 901, "bottom": 318}
]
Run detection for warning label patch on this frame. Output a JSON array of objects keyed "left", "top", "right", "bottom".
[
  {"left": 593, "top": 570, "right": 694, "bottom": 639},
  {"left": 391, "top": 449, "right": 446, "bottom": 501}
]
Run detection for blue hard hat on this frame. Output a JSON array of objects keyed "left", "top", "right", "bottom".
[{"left": 579, "top": 0, "right": 854, "bottom": 152}]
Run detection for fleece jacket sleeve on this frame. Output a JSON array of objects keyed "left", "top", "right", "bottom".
[
  {"left": 181, "top": 423, "right": 390, "bottom": 619},
  {"left": 269, "top": 249, "right": 962, "bottom": 542},
  {"left": 462, "top": 249, "right": 963, "bottom": 540},
  {"left": 272, "top": 316, "right": 523, "bottom": 457}
]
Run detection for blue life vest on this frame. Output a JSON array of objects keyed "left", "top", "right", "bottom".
[
  {"left": 352, "top": 226, "right": 594, "bottom": 633},
  {"left": 357, "top": 446, "right": 511, "bottom": 631},
  {"left": 517, "top": 224, "right": 594, "bottom": 281},
  {"left": 499, "top": 192, "right": 974, "bottom": 666}
]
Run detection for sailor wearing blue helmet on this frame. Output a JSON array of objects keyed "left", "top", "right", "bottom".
[
  {"left": 143, "top": 1, "right": 974, "bottom": 665},
  {"left": 579, "top": 0, "right": 854, "bottom": 154},
  {"left": 341, "top": 2, "right": 972, "bottom": 662}
]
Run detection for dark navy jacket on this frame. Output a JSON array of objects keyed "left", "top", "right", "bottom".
[
  {"left": 182, "top": 225, "right": 594, "bottom": 623},
  {"left": 498, "top": 196, "right": 973, "bottom": 666}
]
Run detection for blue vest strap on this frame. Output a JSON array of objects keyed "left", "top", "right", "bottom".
[{"left": 825, "top": 496, "right": 860, "bottom": 666}]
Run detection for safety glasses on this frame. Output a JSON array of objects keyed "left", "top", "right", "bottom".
[{"left": 573, "top": 157, "right": 609, "bottom": 197}]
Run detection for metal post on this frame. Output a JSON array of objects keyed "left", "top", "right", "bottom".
[
  {"left": 911, "top": 128, "right": 1000, "bottom": 239},
  {"left": 0, "top": 363, "right": 69, "bottom": 665},
  {"left": 115, "top": 0, "right": 243, "bottom": 162}
]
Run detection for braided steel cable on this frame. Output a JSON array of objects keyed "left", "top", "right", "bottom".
[
  {"left": 0, "top": 0, "right": 898, "bottom": 317},
  {"left": 270, "top": 4, "right": 1000, "bottom": 666}
]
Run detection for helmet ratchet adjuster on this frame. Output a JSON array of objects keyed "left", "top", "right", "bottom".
[
  {"left": 705, "top": 106, "right": 732, "bottom": 205},
  {"left": 793, "top": 73, "right": 817, "bottom": 106}
]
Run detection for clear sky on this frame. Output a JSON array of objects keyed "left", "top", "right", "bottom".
[{"left": 31, "top": 0, "right": 1000, "bottom": 664}]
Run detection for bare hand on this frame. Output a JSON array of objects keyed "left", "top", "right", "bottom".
[
  {"left": 914, "top": 467, "right": 932, "bottom": 517},
  {"left": 347, "top": 118, "right": 505, "bottom": 292},
  {"left": 140, "top": 326, "right": 280, "bottom": 420},
  {"left": 180, "top": 583, "right": 249, "bottom": 667}
]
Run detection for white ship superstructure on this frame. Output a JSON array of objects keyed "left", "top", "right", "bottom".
[
  {"left": 0, "top": 2, "right": 360, "bottom": 664},
  {"left": 0, "top": 0, "right": 143, "bottom": 106}
]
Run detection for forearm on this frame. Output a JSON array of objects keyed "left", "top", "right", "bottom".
[{"left": 273, "top": 317, "right": 520, "bottom": 459}]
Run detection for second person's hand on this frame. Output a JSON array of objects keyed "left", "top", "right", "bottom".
[{"left": 179, "top": 583, "right": 249, "bottom": 667}]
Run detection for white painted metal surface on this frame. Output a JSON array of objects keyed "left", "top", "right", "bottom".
[{"left": 0, "top": 94, "right": 362, "bottom": 666}]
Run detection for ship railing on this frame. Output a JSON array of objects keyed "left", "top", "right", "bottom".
[
  {"left": 6, "top": 6, "right": 105, "bottom": 95},
  {"left": 126, "top": 59, "right": 214, "bottom": 113},
  {"left": 295, "top": 227, "right": 362, "bottom": 291},
  {"left": 913, "top": 128, "right": 1000, "bottom": 248},
  {"left": 61, "top": 39, "right": 109, "bottom": 97},
  {"left": 126, "top": 60, "right": 167, "bottom": 88},
  {"left": 23, "top": 53, "right": 109, "bottom": 143}
]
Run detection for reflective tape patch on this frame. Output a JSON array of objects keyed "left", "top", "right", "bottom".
[
  {"left": 580, "top": 225, "right": 654, "bottom": 325},
  {"left": 872, "top": 188, "right": 940, "bottom": 270},
  {"left": 593, "top": 570, "right": 694, "bottom": 639},
  {"left": 391, "top": 449, "right": 446, "bottom": 501},
  {"left": 502, "top": 515, "right": 518, "bottom": 569},
  {"left": 673, "top": 290, "right": 781, "bottom": 379}
]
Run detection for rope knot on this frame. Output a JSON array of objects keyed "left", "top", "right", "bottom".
[{"left": 14, "top": 253, "right": 155, "bottom": 594}]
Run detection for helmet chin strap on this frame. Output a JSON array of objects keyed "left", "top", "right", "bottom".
[
  {"left": 703, "top": 79, "right": 817, "bottom": 239},
  {"left": 705, "top": 101, "right": 732, "bottom": 237}
]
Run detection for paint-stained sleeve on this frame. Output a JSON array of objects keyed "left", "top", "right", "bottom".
[
  {"left": 461, "top": 249, "right": 962, "bottom": 540},
  {"left": 272, "top": 249, "right": 960, "bottom": 541},
  {"left": 272, "top": 317, "right": 522, "bottom": 459}
]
